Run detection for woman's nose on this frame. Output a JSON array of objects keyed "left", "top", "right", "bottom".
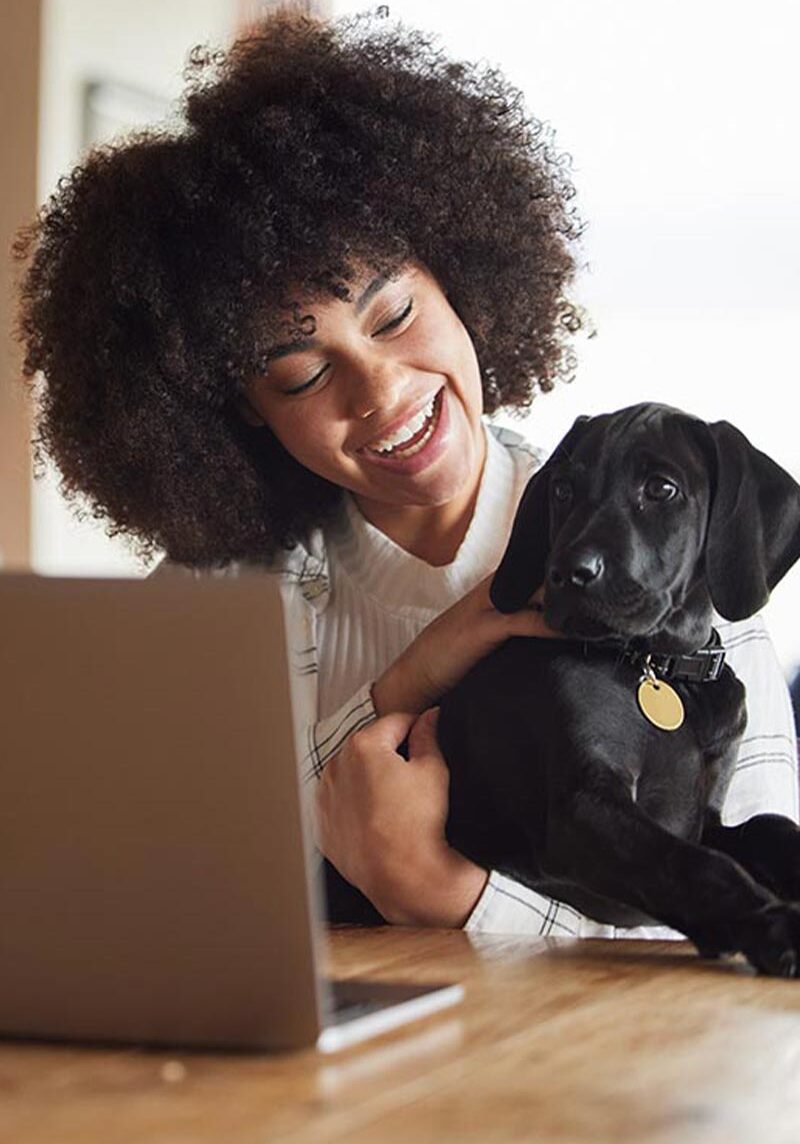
[{"left": 346, "top": 351, "right": 409, "bottom": 421}]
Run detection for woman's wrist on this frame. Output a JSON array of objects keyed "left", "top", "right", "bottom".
[
  {"left": 368, "top": 843, "right": 489, "bottom": 928},
  {"left": 370, "top": 655, "right": 435, "bottom": 717}
]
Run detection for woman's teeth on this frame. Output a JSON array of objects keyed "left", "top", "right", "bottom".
[{"left": 367, "top": 392, "right": 440, "bottom": 456}]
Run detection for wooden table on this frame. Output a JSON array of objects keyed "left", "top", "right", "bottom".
[{"left": 2, "top": 927, "right": 800, "bottom": 1143}]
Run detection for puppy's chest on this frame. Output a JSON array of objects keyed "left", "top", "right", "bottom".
[
  {"left": 468, "top": 641, "right": 746, "bottom": 787},
  {"left": 439, "top": 640, "right": 748, "bottom": 861},
  {"left": 550, "top": 654, "right": 746, "bottom": 796}
]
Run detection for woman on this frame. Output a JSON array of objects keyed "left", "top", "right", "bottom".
[{"left": 15, "top": 12, "right": 797, "bottom": 936}]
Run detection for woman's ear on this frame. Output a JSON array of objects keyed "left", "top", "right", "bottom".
[{"left": 235, "top": 395, "right": 266, "bottom": 428}]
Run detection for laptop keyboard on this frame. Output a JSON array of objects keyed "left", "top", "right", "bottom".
[{"left": 324, "top": 979, "right": 392, "bottom": 1026}]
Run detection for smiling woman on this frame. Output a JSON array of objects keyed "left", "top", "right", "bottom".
[
  {"left": 15, "top": 10, "right": 580, "bottom": 570},
  {"left": 239, "top": 262, "right": 487, "bottom": 564},
  {"left": 14, "top": 9, "right": 797, "bottom": 936}
]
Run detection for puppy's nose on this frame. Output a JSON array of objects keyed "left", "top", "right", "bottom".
[{"left": 549, "top": 552, "right": 604, "bottom": 590}]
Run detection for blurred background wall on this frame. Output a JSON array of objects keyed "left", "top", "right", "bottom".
[
  {"left": 1, "top": 0, "right": 798, "bottom": 676},
  {"left": 32, "top": 0, "right": 238, "bottom": 576},
  {"left": 0, "top": 0, "right": 39, "bottom": 572}
]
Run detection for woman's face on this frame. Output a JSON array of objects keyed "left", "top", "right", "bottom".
[{"left": 241, "top": 262, "right": 486, "bottom": 524}]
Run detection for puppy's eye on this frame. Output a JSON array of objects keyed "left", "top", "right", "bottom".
[
  {"left": 644, "top": 476, "right": 679, "bottom": 502},
  {"left": 551, "top": 478, "right": 573, "bottom": 503}
]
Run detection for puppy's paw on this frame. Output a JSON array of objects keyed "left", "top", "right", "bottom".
[
  {"left": 736, "top": 902, "right": 800, "bottom": 978},
  {"left": 694, "top": 946, "right": 722, "bottom": 961}
]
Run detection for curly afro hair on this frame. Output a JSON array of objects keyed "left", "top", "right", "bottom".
[{"left": 15, "top": 10, "right": 583, "bottom": 568}]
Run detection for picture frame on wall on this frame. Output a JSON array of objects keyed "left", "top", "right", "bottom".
[{"left": 82, "top": 79, "right": 172, "bottom": 149}]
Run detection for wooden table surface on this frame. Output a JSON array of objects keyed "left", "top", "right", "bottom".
[{"left": 2, "top": 927, "right": 800, "bottom": 1144}]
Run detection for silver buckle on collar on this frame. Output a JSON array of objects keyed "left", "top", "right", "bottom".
[{"left": 704, "top": 647, "right": 726, "bottom": 681}]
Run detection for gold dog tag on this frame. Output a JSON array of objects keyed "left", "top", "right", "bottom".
[{"left": 637, "top": 677, "right": 685, "bottom": 732}]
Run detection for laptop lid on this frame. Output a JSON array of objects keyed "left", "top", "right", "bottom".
[{"left": 0, "top": 572, "right": 327, "bottom": 1049}]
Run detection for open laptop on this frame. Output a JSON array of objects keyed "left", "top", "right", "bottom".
[{"left": 0, "top": 572, "right": 463, "bottom": 1053}]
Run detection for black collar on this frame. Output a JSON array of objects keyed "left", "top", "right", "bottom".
[{"left": 585, "top": 628, "right": 727, "bottom": 684}]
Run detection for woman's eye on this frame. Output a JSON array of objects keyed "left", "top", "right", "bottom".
[
  {"left": 644, "top": 475, "right": 679, "bottom": 502},
  {"left": 373, "top": 298, "right": 413, "bottom": 336},
  {"left": 285, "top": 364, "right": 329, "bottom": 395},
  {"left": 551, "top": 478, "right": 573, "bottom": 503},
  {"left": 281, "top": 297, "right": 414, "bottom": 394}
]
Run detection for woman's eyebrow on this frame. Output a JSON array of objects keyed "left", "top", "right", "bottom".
[
  {"left": 265, "top": 273, "right": 391, "bottom": 362},
  {"left": 353, "top": 272, "right": 390, "bottom": 314}
]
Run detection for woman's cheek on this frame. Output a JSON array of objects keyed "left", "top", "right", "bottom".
[{"left": 282, "top": 407, "right": 351, "bottom": 474}]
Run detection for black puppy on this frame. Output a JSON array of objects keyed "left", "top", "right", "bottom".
[{"left": 437, "top": 402, "right": 800, "bottom": 975}]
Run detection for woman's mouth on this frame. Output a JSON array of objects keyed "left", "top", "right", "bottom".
[{"left": 358, "top": 386, "right": 449, "bottom": 475}]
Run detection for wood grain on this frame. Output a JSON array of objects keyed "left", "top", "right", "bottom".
[{"left": 2, "top": 928, "right": 800, "bottom": 1143}]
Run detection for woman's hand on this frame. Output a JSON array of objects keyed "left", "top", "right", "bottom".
[
  {"left": 315, "top": 707, "right": 489, "bottom": 927},
  {"left": 371, "top": 574, "right": 556, "bottom": 716}
]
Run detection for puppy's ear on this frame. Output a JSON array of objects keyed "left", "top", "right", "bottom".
[
  {"left": 702, "top": 420, "right": 800, "bottom": 620},
  {"left": 490, "top": 416, "right": 590, "bottom": 613}
]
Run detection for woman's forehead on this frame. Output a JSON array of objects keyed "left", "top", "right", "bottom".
[
  {"left": 270, "top": 259, "right": 420, "bottom": 334},
  {"left": 298, "top": 258, "right": 414, "bottom": 304}
]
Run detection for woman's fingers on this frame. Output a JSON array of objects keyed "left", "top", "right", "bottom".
[
  {"left": 502, "top": 602, "right": 561, "bottom": 640},
  {"left": 353, "top": 709, "right": 418, "bottom": 750},
  {"left": 406, "top": 705, "right": 441, "bottom": 761}
]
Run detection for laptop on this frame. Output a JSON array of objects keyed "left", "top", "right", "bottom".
[{"left": 0, "top": 572, "right": 463, "bottom": 1052}]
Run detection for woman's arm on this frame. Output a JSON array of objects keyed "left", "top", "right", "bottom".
[
  {"left": 310, "top": 574, "right": 562, "bottom": 925},
  {"left": 370, "top": 574, "right": 553, "bottom": 716}
]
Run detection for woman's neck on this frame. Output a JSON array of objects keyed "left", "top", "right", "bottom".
[{"left": 353, "top": 443, "right": 487, "bottom": 568}]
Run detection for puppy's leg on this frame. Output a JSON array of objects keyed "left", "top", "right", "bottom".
[
  {"left": 702, "top": 808, "right": 800, "bottom": 901},
  {"left": 546, "top": 766, "right": 800, "bottom": 977}
]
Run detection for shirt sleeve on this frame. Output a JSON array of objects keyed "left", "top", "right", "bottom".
[
  {"left": 464, "top": 871, "right": 583, "bottom": 936},
  {"left": 716, "top": 613, "right": 799, "bottom": 825},
  {"left": 299, "top": 681, "right": 379, "bottom": 785}
]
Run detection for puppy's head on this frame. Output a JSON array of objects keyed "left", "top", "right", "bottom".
[{"left": 490, "top": 403, "right": 800, "bottom": 651}]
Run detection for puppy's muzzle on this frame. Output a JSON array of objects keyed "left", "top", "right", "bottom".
[
  {"left": 549, "top": 550, "right": 604, "bottom": 590},
  {"left": 545, "top": 545, "right": 659, "bottom": 638}
]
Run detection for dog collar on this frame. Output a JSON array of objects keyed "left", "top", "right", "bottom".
[
  {"left": 571, "top": 630, "right": 725, "bottom": 733},
  {"left": 620, "top": 629, "right": 726, "bottom": 684},
  {"left": 579, "top": 628, "right": 727, "bottom": 684},
  {"left": 620, "top": 631, "right": 724, "bottom": 732}
]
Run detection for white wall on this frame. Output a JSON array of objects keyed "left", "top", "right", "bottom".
[{"left": 332, "top": 0, "right": 800, "bottom": 674}]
